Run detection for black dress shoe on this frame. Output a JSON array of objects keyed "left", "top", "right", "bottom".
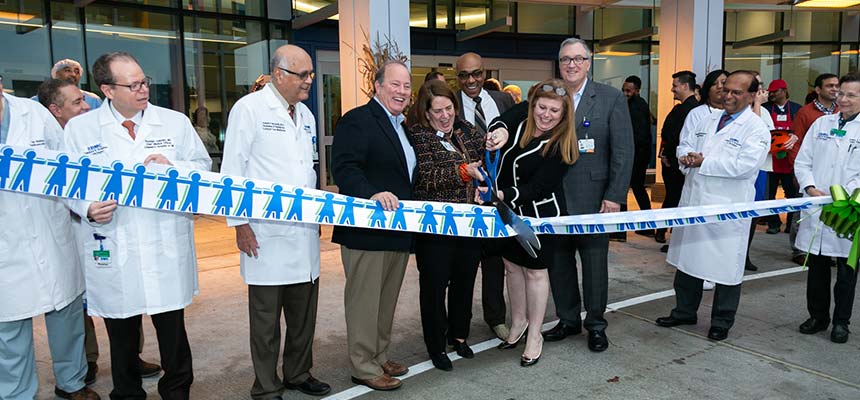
[
  {"left": 798, "top": 317, "right": 830, "bottom": 334},
  {"left": 285, "top": 376, "right": 331, "bottom": 396},
  {"left": 744, "top": 262, "right": 758, "bottom": 271},
  {"left": 542, "top": 322, "right": 581, "bottom": 342},
  {"left": 450, "top": 340, "right": 474, "bottom": 359},
  {"left": 654, "top": 232, "right": 667, "bottom": 243},
  {"left": 660, "top": 244, "right": 669, "bottom": 253},
  {"left": 429, "top": 352, "right": 453, "bottom": 371},
  {"left": 520, "top": 338, "right": 543, "bottom": 367},
  {"left": 707, "top": 326, "right": 729, "bottom": 341},
  {"left": 138, "top": 358, "right": 161, "bottom": 378},
  {"left": 831, "top": 324, "right": 850, "bottom": 343},
  {"left": 85, "top": 362, "right": 98, "bottom": 385},
  {"left": 498, "top": 325, "right": 528, "bottom": 349},
  {"left": 587, "top": 330, "right": 609, "bottom": 352},
  {"left": 655, "top": 316, "right": 697, "bottom": 327}
]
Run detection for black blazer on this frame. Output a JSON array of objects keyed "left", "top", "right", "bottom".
[
  {"left": 331, "top": 99, "right": 416, "bottom": 251},
  {"left": 495, "top": 120, "right": 569, "bottom": 219}
]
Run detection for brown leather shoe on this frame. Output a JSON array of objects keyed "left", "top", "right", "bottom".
[
  {"left": 351, "top": 374, "right": 402, "bottom": 391},
  {"left": 381, "top": 360, "right": 409, "bottom": 377},
  {"left": 55, "top": 386, "right": 101, "bottom": 400}
]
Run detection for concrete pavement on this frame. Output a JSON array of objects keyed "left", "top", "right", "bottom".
[{"left": 31, "top": 215, "right": 860, "bottom": 399}]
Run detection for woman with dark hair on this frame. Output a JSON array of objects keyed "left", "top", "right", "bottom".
[
  {"left": 408, "top": 79, "right": 503, "bottom": 371},
  {"left": 483, "top": 78, "right": 577, "bottom": 367}
]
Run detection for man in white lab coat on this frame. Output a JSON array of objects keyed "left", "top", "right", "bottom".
[
  {"left": 0, "top": 77, "right": 99, "bottom": 399},
  {"left": 221, "top": 45, "right": 330, "bottom": 398},
  {"left": 655, "top": 71, "right": 771, "bottom": 341},
  {"left": 794, "top": 73, "right": 860, "bottom": 344},
  {"left": 63, "top": 52, "right": 211, "bottom": 399}
]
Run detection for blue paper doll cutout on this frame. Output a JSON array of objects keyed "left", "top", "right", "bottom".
[
  {"left": 157, "top": 169, "right": 180, "bottom": 210},
  {"left": 262, "top": 184, "right": 285, "bottom": 219},
  {"left": 212, "top": 176, "right": 235, "bottom": 216},
  {"left": 45, "top": 154, "right": 70, "bottom": 196},
  {"left": 101, "top": 162, "right": 125, "bottom": 201}
]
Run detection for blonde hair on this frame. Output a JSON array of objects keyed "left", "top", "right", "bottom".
[{"left": 519, "top": 78, "right": 578, "bottom": 165}]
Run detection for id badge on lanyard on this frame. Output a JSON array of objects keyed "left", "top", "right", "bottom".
[{"left": 578, "top": 117, "right": 594, "bottom": 153}]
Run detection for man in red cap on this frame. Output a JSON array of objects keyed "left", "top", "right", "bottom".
[{"left": 762, "top": 79, "right": 802, "bottom": 234}]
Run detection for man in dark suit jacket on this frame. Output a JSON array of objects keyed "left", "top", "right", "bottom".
[
  {"left": 655, "top": 71, "right": 699, "bottom": 246},
  {"left": 494, "top": 38, "right": 634, "bottom": 352},
  {"left": 615, "top": 75, "right": 655, "bottom": 239},
  {"left": 454, "top": 52, "right": 515, "bottom": 340},
  {"left": 331, "top": 60, "right": 416, "bottom": 392}
]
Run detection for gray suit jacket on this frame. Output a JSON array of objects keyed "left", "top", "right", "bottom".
[{"left": 490, "top": 80, "right": 634, "bottom": 216}]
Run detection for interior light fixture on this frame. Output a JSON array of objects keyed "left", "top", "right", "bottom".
[{"left": 796, "top": 0, "right": 860, "bottom": 8}]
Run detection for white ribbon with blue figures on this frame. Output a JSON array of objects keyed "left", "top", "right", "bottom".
[{"left": 0, "top": 145, "right": 833, "bottom": 237}]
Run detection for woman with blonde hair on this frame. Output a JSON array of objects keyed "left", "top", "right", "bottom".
[{"left": 482, "top": 78, "right": 577, "bottom": 366}]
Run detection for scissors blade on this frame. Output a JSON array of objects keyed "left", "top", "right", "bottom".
[{"left": 490, "top": 192, "right": 542, "bottom": 258}]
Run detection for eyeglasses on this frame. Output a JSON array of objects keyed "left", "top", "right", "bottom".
[
  {"left": 456, "top": 69, "right": 484, "bottom": 80},
  {"left": 111, "top": 76, "right": 152, "bottom": 92},
  {"left": 559, "top": 56, "right": 589, "bottom": 66},
  {"left": 277, "top": 66, "right": 315, "bottom": 81},
  {"left": 837, "top": 92, "right": 860, "bottom": 99},
  {"left": 541, "top": 84, "right": 567, "bottom": 97}
]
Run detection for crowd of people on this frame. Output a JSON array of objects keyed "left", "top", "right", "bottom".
[{"left": 0, "top": 35, "right": 858, "bottom": 400}]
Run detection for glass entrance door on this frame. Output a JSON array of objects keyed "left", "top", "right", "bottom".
[{"left": 315, "top": 50, "right": 340, "bottom": 192}]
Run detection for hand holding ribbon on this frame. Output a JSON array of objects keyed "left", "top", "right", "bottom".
[{"left": 819, "top": 185, "right": 860, "bottom": 269}]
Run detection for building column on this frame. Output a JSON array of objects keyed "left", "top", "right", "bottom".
[
  {"left": 337, "top": 0, "right": 411, "bottom": 113},
  {"left": 653, "top": 0, "right": 723, "bottom": 199}
]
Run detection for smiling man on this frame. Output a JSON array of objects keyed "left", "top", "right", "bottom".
[
  {"left": 454, "top": 51, "right": 514, "bottom": 341},
  {"left": 657, "top": 70, "right": 770, "bottom": 342},
  {"left": 221, "top": 44, "right": 330, "bottom": 398},
  {"left": 331, "top": 60, "right": 416, "bottom": 391}
]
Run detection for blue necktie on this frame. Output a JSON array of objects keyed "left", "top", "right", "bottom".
[{"left": 716, "top": 113, "right": 732, "bottom": 132}]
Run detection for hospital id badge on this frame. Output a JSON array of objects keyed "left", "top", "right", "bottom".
[
  {"left": 92, "top": 249, "right": 111, "bottom": 267},
  {"left": 578, "top": 138, "right": 595, "bottom": 154},
  {"left": 776, "top": 114, "right": 788, "bottom": 122}
]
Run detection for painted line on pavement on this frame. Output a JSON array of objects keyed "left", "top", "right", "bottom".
[{"left": 323, "top": 266, "right": 806, "bottom": 400}]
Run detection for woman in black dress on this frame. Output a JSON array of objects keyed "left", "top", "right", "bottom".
[{"left": 481, "top": 78, "right": 577, "bottom": 366}]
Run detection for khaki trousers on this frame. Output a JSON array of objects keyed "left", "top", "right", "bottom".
[{"left": 341, "top": 247, "right": 409, "bottom": 379}]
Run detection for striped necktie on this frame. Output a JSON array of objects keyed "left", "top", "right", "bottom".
[
  {"left": 716, "top": 113, "right": 732, "bottom": 132},
  {"left": 473, "top": 96, "right": 487, "bottom": 134}
]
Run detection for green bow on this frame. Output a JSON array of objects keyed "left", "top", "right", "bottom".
[{"left": 819, "top": 185, "right": 860, "bottom": 270}]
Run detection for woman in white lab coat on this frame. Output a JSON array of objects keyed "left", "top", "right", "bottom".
[{"left": 794, "top": 74, "right": 860, "bottom": 343}]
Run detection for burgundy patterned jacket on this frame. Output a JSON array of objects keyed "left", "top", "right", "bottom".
[{"left": 409, "top": 119, "right": 485, "bottom": 204}]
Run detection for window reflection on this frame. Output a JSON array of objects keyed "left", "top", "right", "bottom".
[
  {"left": 0, "top": 1, "right": 50, "bottom": 96},
  {"left": 85, "top": 5, "right": 181, "bottom": 109}
]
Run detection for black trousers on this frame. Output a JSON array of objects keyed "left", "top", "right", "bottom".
[
  {"left": 479, "top": 250, "right": 507, "bottom": 327},
  {"left": 669, "top": 270, "right": 741, "bottom": 329},
  {"left": 657, "top": 160, "right": 685, "bottom": 235},
  {"left": 415, "top": 235, "right": 482, "bottom": 354},
  {"left": 103, "top": 309, "right": 193, "bottom": 400},
  {"left": 806, "top": 255, "right": 859, "bottom": 325},
  {"left": 549, "top": 234, "right": 609, "bottom": 331},
  {"left": 764, "top": 172, "right": 800, "bottom": 229},
  {"left": 630, "top": 146, "right": 652, "bottom": 211}
]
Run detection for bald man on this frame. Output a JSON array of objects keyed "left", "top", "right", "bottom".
[
  {"left": 221, "top": 44, "right": 330, "bottom": 398},
  {"left": 454, "top": 52, "right": 514, "bottom": 340}
]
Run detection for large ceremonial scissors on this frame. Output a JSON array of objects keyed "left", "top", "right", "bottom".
[{"left": 476, "top": 150, "right": 541, "bottom": 258}]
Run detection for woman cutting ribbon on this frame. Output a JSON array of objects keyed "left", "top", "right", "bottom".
[
  {"left": 406, "top": 79, "right": 507, "bottom": 371},
  {"left": 482, "top": 79, "right": 578, "bottom": 366}
]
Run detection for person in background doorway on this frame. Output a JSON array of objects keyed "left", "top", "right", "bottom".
[
  {"left": 424, "top": 71, "right": 445, "bottom": 84},
  {"left": 617, "top": 75, "right": 654, "bottom": 239},
  {"left": 762, "top": 79, "right": 802, "bottom": 234}
]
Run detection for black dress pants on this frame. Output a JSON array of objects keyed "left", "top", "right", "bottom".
[
  {"left": 549, "top": 234, "right": 609, "bottom": 331},
  {"left": 479, "top": 253, "right": 507, "bottom": 327},
  {"left": 806, "top": 254, "right": 859, "bottom": 325},
  {"left": 103, "top": 309, "right": 193, "bottom": 400},
  {"left": 415, "top": 235, "right": 482, "bottom": 354},
  {"left": 657, "top": 160, "right": 685, "bottom": 236},
  {"left": 630, "top": 146, "right": 652, "bottom": 211},
  {"left": 669, "top": 270, "right": 741, "bottom": 329}
]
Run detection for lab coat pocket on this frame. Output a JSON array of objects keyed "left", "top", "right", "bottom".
[
  {"left": 252, "top": 220, "right": 298, "bottom": 239},
  {"left": 86, "top": 233, "right": 119, "bottom": 269}
]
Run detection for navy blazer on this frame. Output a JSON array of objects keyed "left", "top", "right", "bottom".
[{"left": 331, "top": 99, "right": 416, "bottom": 251}]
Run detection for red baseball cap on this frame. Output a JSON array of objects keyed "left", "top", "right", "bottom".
[{"left": 767, "top": 79, "right": 788, "bottom": 92}]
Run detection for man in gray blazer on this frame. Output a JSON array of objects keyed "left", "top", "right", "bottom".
[
  {"left": 542, "top": 38, "right": 634, "bottom": 352},
  {"left": 455, "top": 52, "right": 515, "bottom": 340}
]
